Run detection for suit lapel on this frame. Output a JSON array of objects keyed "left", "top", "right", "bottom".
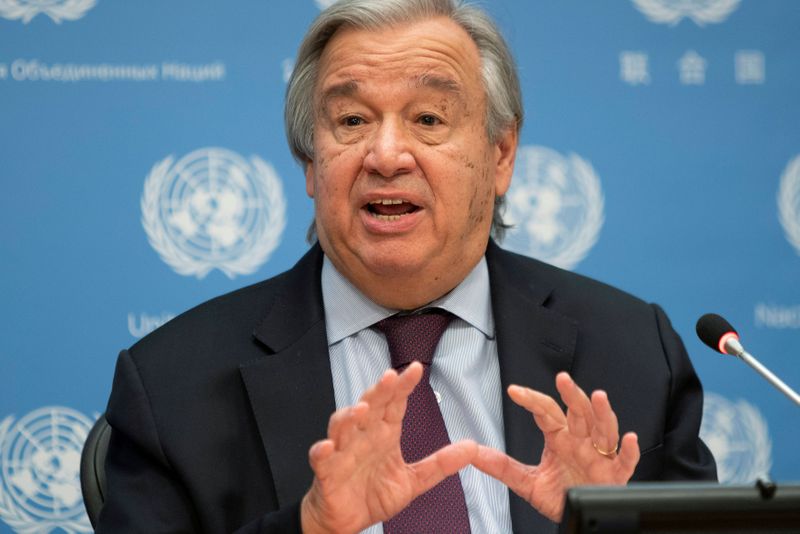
[
  {"left": 239, "top": 245, "right": 337, "bottom": 508},
  {"left": 487, "top": 242, "right": 578, "bottom": 532},
  {"left": 238, "top": 242, "right": 580, "bottom": 526}
]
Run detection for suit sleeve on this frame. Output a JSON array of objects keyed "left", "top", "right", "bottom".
[
  {"left": 96, "top": 349, "right": 303, "bottom": 534},
  {"left": 652, "top": 304, "right": 718, "bottom": 481}
]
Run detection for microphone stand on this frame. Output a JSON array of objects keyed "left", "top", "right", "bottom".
[{"left": 725, "top": 337, "right": 800, "bottom": 407}]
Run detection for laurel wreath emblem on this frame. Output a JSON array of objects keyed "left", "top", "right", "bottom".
[
  {"left": 0, "top": 410, "right": 93, "bottom": 534},
  {"left": 548, "top": 154, "right": 605, "bottom": 270},
  {"left": 778, "top": 155, "right": 800, "bottom": 257},
  {"left": 0, "top": 0, "right": 96, "bottom": 24},
  {"left": 732, "top": 399, "right": 772, "bottom": 483},
  {"left": 141, "top": 149, "right": 287, "bottom": 279},
  {"left": 504, "top": 146, "right": 604, "bottom": 271},
  {"left": 631, "top": 0, "right": 741, "bottom": 26},
  {"left": 700, "top": 393, "right": 772, "bottom": 484}
]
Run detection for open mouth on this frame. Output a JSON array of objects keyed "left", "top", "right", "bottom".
[{"left": 364, "top": 199, "right": 421, "bottom": 221}]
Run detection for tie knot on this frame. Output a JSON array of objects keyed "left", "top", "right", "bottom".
[{"left": 375, "top": 309, "right": 453, "bottom": 369}]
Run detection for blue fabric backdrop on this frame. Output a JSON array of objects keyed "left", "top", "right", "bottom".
[{"left": 2, "top": 1, "right": 799, "bottom": 531}]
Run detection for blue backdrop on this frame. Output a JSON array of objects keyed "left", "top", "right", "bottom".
[{"left": 2, "top": 1, "right": 799, "bottom": 531}]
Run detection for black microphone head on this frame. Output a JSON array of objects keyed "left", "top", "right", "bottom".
[{"left": 696, "top": 313, "right": 738, "bottom": 354}]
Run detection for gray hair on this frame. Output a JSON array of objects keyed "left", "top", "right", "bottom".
[{"left": 285, "top": 0, "right": 522, "bottom": 241}]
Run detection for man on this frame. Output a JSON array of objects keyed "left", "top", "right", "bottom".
[{"left": 97, "top": 0, "right": 716, "bottom": 532}]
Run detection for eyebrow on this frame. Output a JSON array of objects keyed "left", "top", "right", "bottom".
[
  {"left": 413, "top": 73, "right": 463, "bottom": 94},
  {"left": 320, "top": 79, "right": 360, "bottom": 110},
  {"left": 320, "top": 73, "right": 463, "bottom": 109}
]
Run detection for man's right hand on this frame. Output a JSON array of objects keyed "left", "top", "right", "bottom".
[{"left": 300, "top": 362, "right": 477, "bottom": 534}]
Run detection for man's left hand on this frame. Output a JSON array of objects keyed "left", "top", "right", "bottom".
[{"left": 472, "top": 372, "right": 640, "bottom": 522}]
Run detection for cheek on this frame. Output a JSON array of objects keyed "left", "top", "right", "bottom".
[
  {"left": 473, "top": 168, "right": 493, "bottom": 222},
  {"left": 463, "top": 176, "right": 491, "bottom": 229},
  {"left": 312, "top": 147, "right": 361, "bottom": 207},
  {"left": 431, "top": 148, "right": 493, "bottom": 221},
  {"left": 430, "top": 156, "right": 494, "bottom": 242},
  {"left": 461, "top": 153, "right": 494, "bottom": 214},
  {"left": 313, "top": 125, "right": 356, "bottom": 170}
]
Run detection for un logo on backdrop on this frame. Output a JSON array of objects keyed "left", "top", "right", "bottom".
[
  {"left": 700, "top": 392, "right": 772, "bottom": 484},
  {"left": 503, "top": 145, "right": 604, "bottom": 270},
  {"left": 0, "top": 0, "right": 96, "bottom": 24},
  {"left": 778, "top": 155, "right": 800, "bottom": 257},
  {"left": 0, "top": 407, "right": 94, "bottom": 533},
  {"left": 142, "top": 147, "right": 287, "bottom": 279},
  {"left": 632, "top": 0, "right": 740, "bottom": 26}
]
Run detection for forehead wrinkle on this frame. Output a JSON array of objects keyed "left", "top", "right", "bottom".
[{"left": 318, "top": 72, "right": 465, "bottom": 116}]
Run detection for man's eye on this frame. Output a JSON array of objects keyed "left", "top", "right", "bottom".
[
  {"left": 418, "top": 114, "right": 441, "bottom": 126},
  {"left": 343, "top": 116, "right": 364, "bottom": 127}
]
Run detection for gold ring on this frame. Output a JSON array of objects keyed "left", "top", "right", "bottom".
[{"left": 592, "top": 441, "right": 618, "bottom": 458}]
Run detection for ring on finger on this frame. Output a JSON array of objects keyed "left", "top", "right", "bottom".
[{"left": 592, "top": 441, "right": 619, "bottom": 458}]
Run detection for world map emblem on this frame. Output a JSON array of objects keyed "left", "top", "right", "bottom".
[
  {"left": 0, "top": 0, "right": 96, "bottom": 24},
  {"left": 503, "top": 145, "right": 604, "bottom": 270},
  {"left": 631, "top": 0, "right": 741, "bottom": 26},
  {"left": 141, "top": 147, "right": 287, "bottom": 279},
  {"left": 0, "top": 407, "right": 94, "bottom": 533},
  {"left": 778, "top": 155, "right": 800, "bottom": 257},
  {"left": 700, "top": 392, "right": 772, "bottom": 484}
]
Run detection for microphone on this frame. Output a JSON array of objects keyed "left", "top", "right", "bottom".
[{"left": 696, "top": 313, "right": 800, "bottom": 406}]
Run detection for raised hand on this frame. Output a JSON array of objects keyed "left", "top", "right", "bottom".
[
  {"left": 300, "top": 362, "right": 477, "bottom": 534},
  {"left": 472, "top": 372, "right": 640, "bottom": 522}
]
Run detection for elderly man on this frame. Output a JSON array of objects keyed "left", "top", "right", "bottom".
[{"left": 97, "top": 0, "right": 716, "bottom": 532}]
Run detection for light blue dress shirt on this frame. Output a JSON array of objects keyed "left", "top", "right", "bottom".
[{"left": 321, "top": 256, "right": 513, "bottom": 533}]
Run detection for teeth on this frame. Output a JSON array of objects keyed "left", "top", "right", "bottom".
[
  {"left": 369, "top": 199, "right": 406, "bottom": 205},
  {"left": 370, "top": 213, "right": 402, "bottom": 221}
]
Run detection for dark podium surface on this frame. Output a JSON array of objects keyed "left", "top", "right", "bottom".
[{"left": 559, "top": 481, "right": 800, "bottom": 533}]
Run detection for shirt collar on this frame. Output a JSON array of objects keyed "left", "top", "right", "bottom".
[{"left": 321, "top": 256, "right": 495, "bottom": 345}]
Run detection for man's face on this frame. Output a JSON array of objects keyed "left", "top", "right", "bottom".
[{"left": 306, "top": 17, "right": 517, "bottom": 308}]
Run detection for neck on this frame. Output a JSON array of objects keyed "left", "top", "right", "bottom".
[{"left": 328, "top": 255, "right": 483, "bottom": 311}]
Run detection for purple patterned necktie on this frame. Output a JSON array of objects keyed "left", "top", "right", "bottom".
[{"left": 376, "top": 309, "right": 471, "bottom": 534}]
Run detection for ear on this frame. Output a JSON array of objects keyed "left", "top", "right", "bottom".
[
  {"left": 493, "top": 126, "right": 518, "bottom": 197},
  {"left": 304, "top": 161, "right": 315, "bottom": 198}
]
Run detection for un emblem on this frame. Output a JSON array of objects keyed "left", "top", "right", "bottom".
[
  {"left": 632, "top": 0, "right": 740, "bottom": 26},
  {"left": 700, "top": 392, "right": 772, "bottom": 484},
  {"left": 0, "top": 407, "right": 94, "bottom": 533},
  {"left": 141, "top": 147, "right": 287, "bottom": 279},
  {"left": 0, "top": 0, "right": 96, "bottom": 24},
  {"left": 778, "top": 155, "right": 800, "bottom": 257},
  {"left": 503, "top": 145, "right": 604, "bottom": 270}
]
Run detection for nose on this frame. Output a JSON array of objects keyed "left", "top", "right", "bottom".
[{"left": 363, "top": 117, "right": 417, "bottom": 178}]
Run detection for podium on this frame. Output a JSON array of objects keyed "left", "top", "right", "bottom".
[{"left": 560, "top": 482, "right": 800, "bottom": 533}]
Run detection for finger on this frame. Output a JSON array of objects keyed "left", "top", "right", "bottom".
[
  {"left": 326, "top": 406, "right": 352, "bottom": 444},
  {"left": 508, "top": 384, "right": 566, "bottom": 433},
  {"left": 410, "top": 440, "right": 478, "bottom": 494},
  {"left": 395, "top": 362, "right": 423, "bottom": 398},
  {"left": 556, "top": 372, "right": 594, "bottom": 439},
  {"left": 308, "top": 439, "right": 336, "bottom": 477},
  {"left": 616, "top": 432, "right": 640, "bottom": 480},
  {"left": 359, "top": 369, "right": 399, "bottom": 425},
  {"left": 472, "top": 445, "right": 535, "bottom": 500},
  {"left": 359, "top": 369, "right": 397, "bottom": 406},
  {"left": 384, "top": 362, "right": 423, "bottom": 424},
  {"left": 308, "top": 438, "right": 360, "bottom": 489},
  {"left": 589, "top": 390, "right": 620, "bottom": 454},
  {"left": 327, "top": 402, "right": 368, "bottom": 451}
]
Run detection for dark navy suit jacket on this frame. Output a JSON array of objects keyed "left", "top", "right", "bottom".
[{"left": 97, "top": 242, "right": 716, "bottom": 533}]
